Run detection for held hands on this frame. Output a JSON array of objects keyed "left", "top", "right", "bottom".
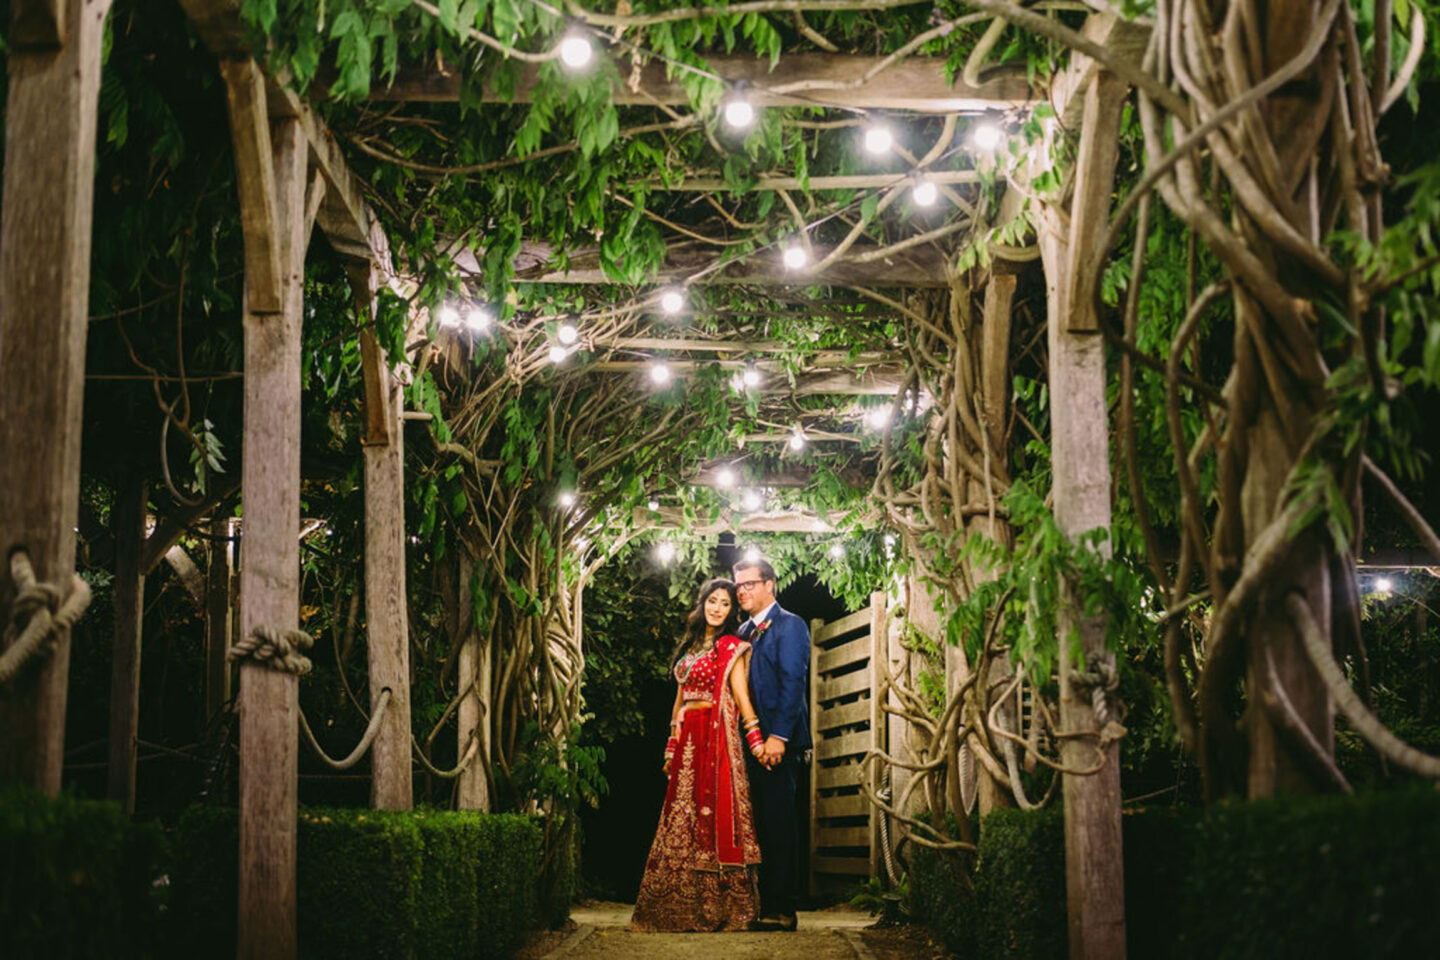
[{"left": 760, "top": 735, "right": 786, "bottom": 769}]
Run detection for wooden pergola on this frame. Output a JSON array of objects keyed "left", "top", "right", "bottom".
[{"left": 0, "top": 2, "right": 1145, "bottom": 958}]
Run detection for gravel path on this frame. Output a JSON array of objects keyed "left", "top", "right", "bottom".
[{"left": 533, "top": 902, "right": 880, "bottom": 960}]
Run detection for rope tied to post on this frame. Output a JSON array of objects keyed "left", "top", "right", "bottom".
[
  {"left": 228, "top": 625, "right": 315, "bottom": 675},
  {"left": 1074, "top": 656, "right": 1128, "bottom": 747},
  {"left": 0, "top": 550, "right": 92, "bottom": 686}
]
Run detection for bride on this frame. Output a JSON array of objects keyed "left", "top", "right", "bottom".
[{"left": 630, "top": 578, "right": 766, "bottom": 932}]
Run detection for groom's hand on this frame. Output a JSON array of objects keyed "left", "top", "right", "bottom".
[{"left": 761, "top": 736, "right": 786, "bottom": 768}]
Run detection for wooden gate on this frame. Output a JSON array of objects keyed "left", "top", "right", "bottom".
[{"left": 808, "top": 591, "right": 886, "bottom": 895}]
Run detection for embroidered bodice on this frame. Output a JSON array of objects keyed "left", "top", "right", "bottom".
[{"left": 674, "top": 634, "right": 739, "bottom": 700}]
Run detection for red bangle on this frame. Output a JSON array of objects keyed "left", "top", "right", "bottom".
[
  {"left": 745, "top": 727, "right": 764, "bottom": 754},
  {"left": 664, "top": 736, "right": 678, "bottom": 759}
]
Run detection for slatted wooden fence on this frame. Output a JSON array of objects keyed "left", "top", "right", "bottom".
[{"left": 808, "top": 591, "right": 887, "bottom": 895}]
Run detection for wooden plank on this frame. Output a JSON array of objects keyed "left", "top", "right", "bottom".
[
  {"left": 235, "top": 116, "right": 307, "bottom": 960},
  {"left": 817, "top": 793, "right": 872, "bottom": 819},
  {"left": 817, "top": 730, "right": 873, "bottom": 763},
  {"left": 869, "top": 591, "right": 886, "bottom": 881},
  {"left": 818, "top": 697, "right": 872, "bottom": 732},
  {"left": 817, "top": 763, "right": 864, "bottom": 791},
  {"left": 651, "top": 170, "right": 982, "bottom": 193},
  {"left": 0, "top": 0, "right": 109, "bottom": 794},
  {"left": 819, "top": 667, "right": 872, "bottom": 701},
  {"left": 813, "top": 856, "right": 871, "bottom": 876},
  {"left": 817, "top": 826, "right": 872, "bottom": 848},
  {"left": 814, "top": 608, "right": 872, "bottom": 645},
  {"left": 456, "top": 553, "right": 490, "bottom": 811},
  {"left": 1050, "top": 15, "right": 1151, "bottom": 128},
  {"left": 368, "top": 55, "right": 1035, "bottom": 113},
  {"left": 818, "top": 635, "right": 871, "bottom": 674},
  {"left": 808, "top": 628, "right": 822, "bottom": 900},
  {"left": 205, "top": 517, "right": 234, "bottom": 721},
  {"left": 106, "top": 476, "right": 147, "bottom": 812},
  {"left": 219, "top": 60, "right": 282, "bottom": 314}
]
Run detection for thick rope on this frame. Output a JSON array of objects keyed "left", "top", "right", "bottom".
[
  {"left": 1074, "top": 656, "right": 1128, "bottom": 747},
  {"left": 227, "top": 625, "right": 314, "bottom": 675},
  {"left": 0, "top": 551, "right": 92, "bottom": 686},
  {"left": 412, "top": 729, "right": 480, "bottom": 780},
  {"left": 298, "top": 688, "right": 393, "bottom": 771}
]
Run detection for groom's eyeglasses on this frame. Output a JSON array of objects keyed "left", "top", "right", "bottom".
[{"left": 735, "top": 579, "right": 769, "bottom": 593}]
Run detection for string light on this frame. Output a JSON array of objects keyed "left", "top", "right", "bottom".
[
  {"left": 742, "top": 365, "right": 761, "bottom": 389},
  {"left": 715, "top": 467, "right": 737, "bottom": 488},
  {"left": 972, "top": 122, "right": 1002, "bottom": 151},
  {"left": 729, "top": 372, "right": 746, "bottom": 392},
  {"left": 912, "top": 178, "right": 938, "bottom": 207},
  {"left": 649, "top": 360, "right": 672, "bottom": 385},
  {"left": 1375, "top": 576, "right": 1394, "bottom": 594},
  {"left": 557, "top": 321, "right": 579, "bottom": 346},
  {"left": 863, "top": 124, "right": 893, "bottom": 155},
  {"left": 744, "top": 546, "right": 761, "bottom": 562},
  {"left": 723, "top": 96, "right": 755, "bottom": 130},
  {"left": 557, "top": 491, "right": 577, "bottom": 509},
  {"left": 782, "top": 244, "right": 808, "bottom": 270},
  {"left": 648, "top": 499, "right": 660, "bottom": 511},
  {"left": 866, "top": 407, "right": 891, "bottom": 430},
  {"left": 659, "top": 288, "right": 686, "bottom": 314},
  {"left": 741, "top": 489, "right": 762, "bottom": 511},
  {"left": 558, "top": 33, "right": 594, "bottom": 70},
  {"left": 788, "top": 430, "right": 806, "bottom": 452},
  {"left": 655, "top": 541, "right": 677, "bottom": 564},
  {"left": 549, "top": 345, "right": 570, "bottom": 365},
  {"left": 828, "top": 544, "right": 845, "bottom": 560},
  {"left": 465, "top": 306, "right": 493, "bottom": 332},
  {"left": 436, "top": 305, "right": 460, "bottom": 328}
]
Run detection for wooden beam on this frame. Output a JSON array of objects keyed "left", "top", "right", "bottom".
[
  {"left": 367, "top": 54, "right": 1034, "bottom": 113},
  {"left": 0, "top": 0, "right": 109, "bottom": 794},
  {"left": 601, "top": 338, "right": 896, "bottom": 364},
  {"left": 106, "top": 476, "right": 147, "bottom": 813},
  {"left": 642, "top": 506, "right": 839, "bottom": 534},
  {"left": 582, "top": 359, "right": 904, "bottom": 395},
  {"left": 11, "top": 0, "right": 66, "bottom": 49},
  {"left": 651, "top": 170, "right": 981, "bottom": 192},
  {"left": 235, "top": 117, "right": 306, "bottom": 960},
  {"left": 1050, "top": 15, "right": 1151, "bottom": 128},
  {"left": 511, "top": 242, "right": 949, "bottom": 288},
  {"left": 220, "top": 60, "right": 283, "bottom": 314}
]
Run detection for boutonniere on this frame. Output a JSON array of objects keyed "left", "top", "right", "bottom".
[{"left": 752, "top": 620, "right": 772, "bottom": 640}]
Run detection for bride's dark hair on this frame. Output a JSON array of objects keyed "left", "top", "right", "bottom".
[{"left": 669, "top": 578, "right": 741, "bottom": 669}]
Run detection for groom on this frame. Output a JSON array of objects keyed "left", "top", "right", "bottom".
[{"left": 733, "top": 557, "right": 811, "bottom": 931}]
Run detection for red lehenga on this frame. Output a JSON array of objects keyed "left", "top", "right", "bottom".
[{"left": 629, "top": 633, "right": 762, "bottom": 932}]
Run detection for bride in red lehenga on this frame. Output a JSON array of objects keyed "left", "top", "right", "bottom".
[{"left": 630, "top": 578, "right": 765, "bottom": 932}]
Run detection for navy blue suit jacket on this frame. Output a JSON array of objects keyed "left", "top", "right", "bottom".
[{"left": 746, "top": 604, "right": 812, "bottom": 753}]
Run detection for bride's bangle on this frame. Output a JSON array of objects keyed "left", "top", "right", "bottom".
[{"left": 744, "top": 726, "right": 764, "bottom": 755}]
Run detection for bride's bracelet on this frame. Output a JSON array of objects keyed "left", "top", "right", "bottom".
[
  {"left": 744, "top": 726, "right": 764, "bottom": 756},
  {"left": 664, "top": 736, "right": 678, "bottom": 762}
]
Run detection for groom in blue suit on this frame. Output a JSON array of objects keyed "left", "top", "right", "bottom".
[{"left": 733, "top": 557, "right": 811, "bottom": 930}]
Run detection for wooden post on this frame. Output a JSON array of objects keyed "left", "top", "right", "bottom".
[
  {"left": 807, "top": 619, "right": 822, "bottom": 899},
  {"left": 456, "top": 552, "right": 490, "bottom": 810},
  {"left": 1040, "top": 69, "right": 1128, "bottom": 960},
  {"left": 867, "top": 591, "right": 886, "bottom": 881},
  {"left": 206, "top": 517, "right": 235, "bottom": 720},
  {"left": 234, "top": 111, "right": 306, "bottom": 960},
  {"left": 0, "top": 0, "right": 111, "bottom": 793},
  {"left": 359, "top": 326, "right": 413, "bottom": 810},
  {"left": 106, "top": 475, "right": 147, "bottom": 811}
]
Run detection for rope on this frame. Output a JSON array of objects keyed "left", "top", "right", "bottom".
[
  {"left": 227, "top": 625, "right": 314, "bottom": 675},
  {"left": 1074, "top": 656, "right": 1128, "bottom": 748},
  {"left": 876, "top": 779, "right": 900, "bottom": 886},
  {"left": 0, "top": 550, "right": 92, "bottom": 686},
  {"left": 298, "top": 688, "right": 393, "bottom": 771},
  {"left": 412, "top": 729, "right": 480, "bottom": 780}
]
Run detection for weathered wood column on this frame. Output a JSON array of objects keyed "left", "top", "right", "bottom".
[
  {"left": 225, "top": 57, "right": 307, "bottom": 959},
  {"left": 359, "top": 326, "right": 413, "bottom": 810},
  {"left": 1039, "top": 69, "right": 1129, "bottom": 960},
  {"left": 0, "top": 0, "right": 111, "bottom": 793},
  {"left": 206, "top": 516, "right": 235, "bottom": 719},
  {"left": 106, "top": 475, "right": 147, "bottom": 810},
  {"left": 456, "top": 552, "right": 491, "bottom": 810}
]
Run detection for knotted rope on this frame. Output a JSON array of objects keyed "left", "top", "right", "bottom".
[
  {"left": 0, "top": 551, "right": 92, "bottom": 686},
  {"left": 227, "top": 625, "right": 314, "bottom": 675},
  {"left": 1074, "top": 656, "right": 1127, "bottom": 747}
]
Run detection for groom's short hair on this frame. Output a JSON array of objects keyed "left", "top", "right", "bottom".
[{"left": 733, "top": 558, "right": 777, "bottom": 582}]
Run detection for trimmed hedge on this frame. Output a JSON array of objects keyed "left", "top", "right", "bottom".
[
  {"left": 910, "top": 789, "right": 1440, "bottom": 960},
  {"left": 0, "top": 786, "right": 168, "bottom": 960},
  {"left": 171, "top": 805, "right": 542, "bottom": 960}
]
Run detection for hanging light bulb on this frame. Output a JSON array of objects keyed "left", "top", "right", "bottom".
[
  {"left": 782, "top": 244, "right": 808, "bottom": 270},
  {"left": 549, "top": 345, "right": 569, "bottom": 365},
  {"left": 436, "top": 304, "right": 460, "bottom": 328},
  {"left": 464, "top": 306, "right": 493, "bottom": 332},
  {"left": 723, "top": 96, "right": 755, "bottom": 130},
  {"left": 828, "top": 544, "right": 846, "bottom": 560},
  {"left": 715, "top": 467, "right": 737, "bottom": 488},
  {"left": 912, "top": 178, "right": 938, "bottom": 207},
  {"left": 744, "top": 546, "right": 761, "bottom": 562},
  {"left": 1375, "top": 576, "right": 1394, "bottom": 594},
  {"left": 659, "top": 288, "right": 686, "bottom": 314},
  {"left": 558, "top": 32, "right": 594, "bottom": 70},
  {"left": 729, "top": 372, "right": 746, "bottom": 392},
  {"left": 788, "top": 430, "right": 806, "bottom": 452},
  {"left": 863, "top": 124, "right": 893, "bottom": 154},
  {"left": 557, "top": 490, "right": 577, "bottom": 509},
  {"left": 655, "top": 541, "right": 677, "bottom": 564},
  {"left": 742, "top": 365, "right": 761, "bottom": 389},
  {"left": 866, "top": 407, "right": 891, "bottom": 430},
  {"left": 741, "top": 489, "right": 763, "bottom": 512},
  {"left": 972, "top": 122, "right": 1002, "bottom": 151},
  {"left": 649, "top": 361, "right": 672, "bottom": 385},
  {"left": 647, "top": 499, "right": 660, "bottom": 511},
  {"left": 557, "top": 322, "right": 579, "bottom": 346}
]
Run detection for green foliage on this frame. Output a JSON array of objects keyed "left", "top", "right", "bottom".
[
  {"left": 0, "top": 786, "right": 168, "bottom": 960},
  {"left": 171, "top": 805, "right": 542, "bottom": 960}
]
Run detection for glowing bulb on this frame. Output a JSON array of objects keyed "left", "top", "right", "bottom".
[
  {"left": 741, "top": 489, "right": 762, "bottom": 511},
  {"left": 973, "top": 123, "right": 1002, "bottom": 151},
  {"left": 559, "top": 34, "right": 594, "bottom": 70},
  {"left": 716, "top": 467, "right": 737, "bottom": 488},
  {"left": 912, "top": 179, "right": 938, "bottom": 207},
  {"left": 557, "top": 322, "right": 579, "bottom": 346},
  {"left": 788, "top": 432, "right": 806, "bottom": 452},
  {"left": 866, "top": 407, "right": 891, "bottom": 430},
  {"left": 436, "top": 305, "right": 460, "bottom": 328},
  {"left": 724, "top": 98, "right": 755, "bottom": 129},
  {"left": 464, "top": 306, "right": 492, "bottom": 332},
  {"left": 1375, "top": 577, "right": 1394, "bottom": 594},
  {"left": 742, "top": 365, "right": 761, "bottom": 388},
  {"left": 549, "top": 345, "right": 569, "bottom": 365},
  {"left": 828, "top": 544, "right": 845, "bottom": 560},
  {"left": 744, "top": 546, "right": 761, "bottom": 562},
  {"left": 863, "top": 125, "right": 893, "bottom": 154},
  {"left": 655, "top": 542, "right": 677, "bottom": 564},
  {"left": 730, "top": 373, "right": 745, "bottom": 392},
  {"left": 782, "top": 245, "right": 808, "bottom": 270},
  {"left": 649, "top": 361, "right": 672, "bottom": 385},
  {"left": 647, "top": 499, "right": 660, "bottom": 511},
  {"left": 557, "top": 491, "right": 577, "bottom": 509},
  {"left": 659, "top": 289, "right": 685, "bottom": 314}
]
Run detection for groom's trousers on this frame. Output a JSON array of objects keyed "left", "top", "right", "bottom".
[{"left": 747, "top": 751, "right": 801, "bottom": 917}]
